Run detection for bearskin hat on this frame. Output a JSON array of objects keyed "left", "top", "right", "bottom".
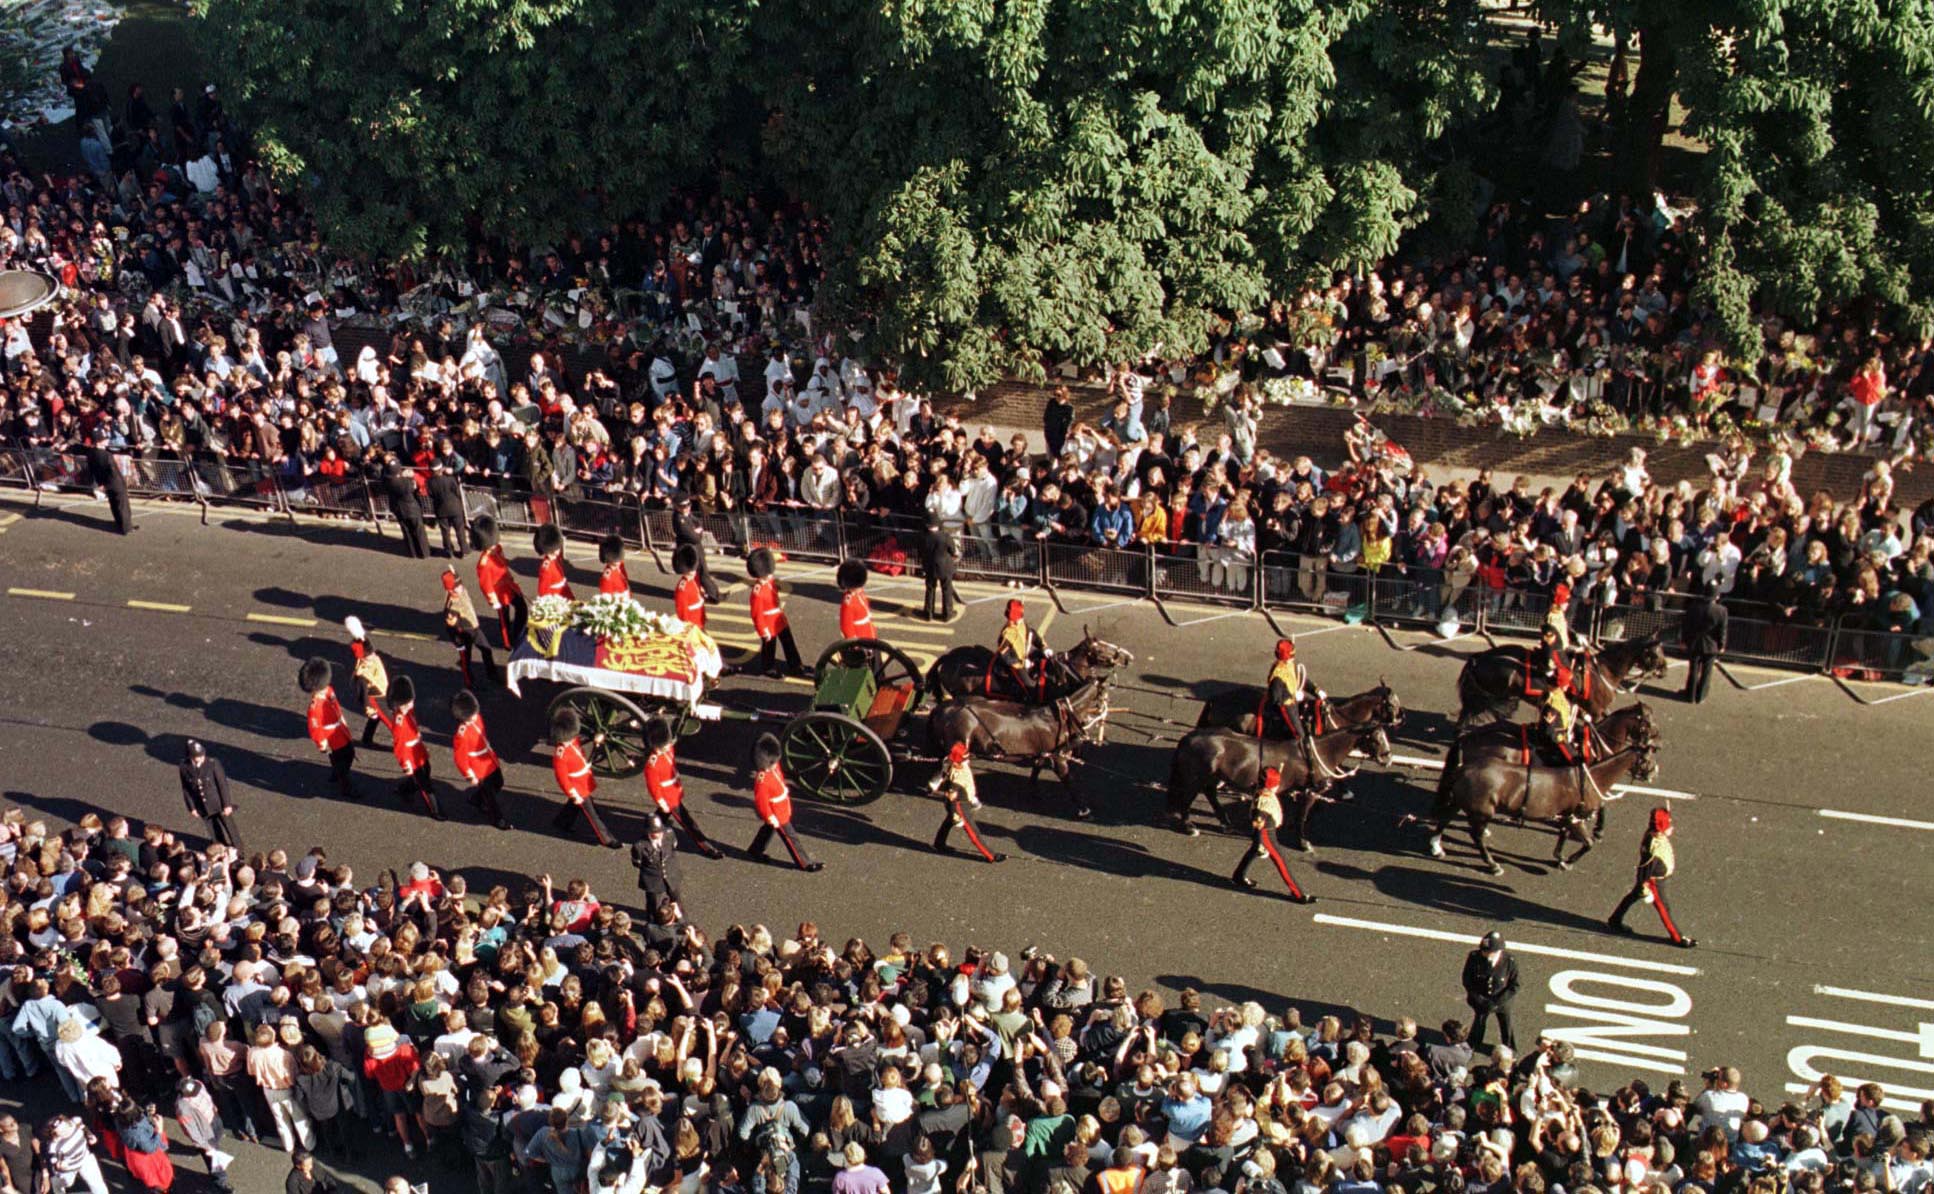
[
  {"left": 534, "top": 524, "right": 564, "bottom": 557},
  {"left": 836, "top": 560, "right": 868, "bottom": 591},
  {"left": 298, "top": 657, "right": 332, "bottom": 694},
  {"left": 449, "top": 690, "right": 479, "bottom": 721},
  {"left": 550, "top": 706, "right": 582, "bottom": 746},
  {"left": 746, "top": 547, "right": 776, "bottom": 579},
  {"left": 599, "top": 535, "right": 626, "bottom": 566},
  {"left": 672, "top": 543, "right": 700, "bottom": 575},
  {"left": 752, "top": 732, "right": 782, "bottom": 770},
  {"left": 469, "top": 514, "right": 499, "bottom": 551},
  {"left": 388, "top": 673, "right": 416, "bottom": 709},
  {"left": 645, "top": 717, "right": 674, "bottom": 751}
]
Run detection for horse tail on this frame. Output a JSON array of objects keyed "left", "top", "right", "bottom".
[{"left": 1432, "top": 737, "right": 1463, "bottom": 820}]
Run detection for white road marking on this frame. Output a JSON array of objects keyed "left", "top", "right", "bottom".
[
  {"left": 1313, "top": 913, "right": 1700, "bottom": 976},
  {"left": 1814, "top": 986, "right": 1934, "bottom": 1012},
  {"left": 1544, "top": 969, "right": 1693, "bottom": 1076},
  {"left": 1390, "top": 753, "right": 1446, "bottom": 770},
  {"left": 1818, "top": 809, "right": 1934, "bottom": 831},
  {"left": 1387, "top": 753, "right": 1695, "bottom": 800}
]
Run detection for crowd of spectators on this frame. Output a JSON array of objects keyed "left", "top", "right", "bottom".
[
  {"left": 4, "top": 805, "right": 1934, "bottom": 1194},
  {"left": 3, "top": 66, "right": 1934, "bottom": 661}
]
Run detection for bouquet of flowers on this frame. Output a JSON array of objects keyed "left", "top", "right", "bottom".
[
  {"left": 527, "top": 595, "right": 576, "bottom": 657},
  {"left": 571, "top": 593, "right": 654, "bottom": 646}
]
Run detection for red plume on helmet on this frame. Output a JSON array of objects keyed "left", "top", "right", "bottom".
[
  {"left": 440, "top": 568, "right": 459, "bottom": 593},
  {"left": 1650, "top": 806, "right": 1673, "bottom": 834},
  {"left": 1262, "top": 767, "right": 1282, "bottom": 787},
  {"left": 1005, "top": 599, "right": 1025, "bottom": 622},
  {"left": 948, "top": 742, "right": 968, "bottom": 764},
  {"left": 1275, "top": 639, "right": 1295, "bottom": 661}
]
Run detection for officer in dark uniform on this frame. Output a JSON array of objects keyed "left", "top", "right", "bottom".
[
  {"left": 1608, "top": 807, "right": 1697, "bottom": 947},
  {"left": 178, "top": 740, "right": 240, "bottom": 848},
  {"left": 384, "top": 460, "right": 430, "bottom": 559},
  {"left": 920, "top": 517, "right": 961, "bottom": 621},
  {"left": 85, "top": 429, "right": 133, "bottom": 534},
  {"left": 629, "top": 811, "right": 682, "bottom": 918},
  {"left": 672, "top": 493, "right": 721, "bottom": 601},
  {"left": 1461, "top": 930, "right": 1519, "bottom": 1051},
  {"left": 1680, "top": 582, "right": 1728, "bottom": 704},
  {"left": 426, "top": 460, "right": 468, "bottom": 560}
]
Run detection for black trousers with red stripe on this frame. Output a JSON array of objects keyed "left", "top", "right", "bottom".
[
  {"left": 468, "top": 770, "right": 507, "bottom": 824},
  {"left": 1610, "top": 874, "right": 1689, "bottom": 943},
  {"left": 749, "top": 820, "right": 817, "bottom": 869},
  {"left": 552, "top": 794, "right": 615, "bottom": 845},
  {"left": 451, "top": 626, "right": 496, "bottom": 687},
  {"left": 393, "top": 764, "right": 444, "bottom": 820},
  {"left": 934, "top": 799, "right": 999, "bottom": 862},
  {"left": 663, "top": 802, "right": 719, "bottom": 855},
  {"left": 326, "top": 744, "right": 357, "bottom": 800},
  {"left": 1233, "top": 824, "right": 1307, "bottom": 898},
  {"left": 493, "top": 594, "right": 529, "bottom": 650}
]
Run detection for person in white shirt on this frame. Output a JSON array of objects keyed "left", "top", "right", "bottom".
[
  {"left": 649, "top": 353, "right": 679, "bottom": 401},
  {"left": 959, "top": 457, "right": 998, "bottom": 562},
  {"left": 1697, "top": 531, "right": 1743, "bottom": 595},
  {"left": 697, "top": 345, "right": 739, "bottom": 403},
  {"left": 1691, "top": 1066, "right": 1750, "bottom": 1141},
  {"left": 53, "top": 1016, "right": 122, "bottom": 1091}
]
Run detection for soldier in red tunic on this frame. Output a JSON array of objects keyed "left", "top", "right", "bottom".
[
  {"left": 376, "top": 674, "right": 444, "bottom": 821},
  {"left": 449, "top": 690, "right": 509, "bottom": 830},
  {"left": 747, "top": 547, "right": 805, "bottom": 677},
  {"left": 672, "top": 544, "right": 706, "bottom": 628},
  {"left": 748, "top": 733, "right": 822, "bottom": 871},
  {"left": 836, "top": 559, "right": 876, "bottom": 641},
  {"left": 534, "top": 524, "right": 574, "bottom": 599},
  {"left": 470, "top": 515, "right": 528, "bottom": 648},
  {"left": 643, "top": 717, "right": 722, "bottom": 859},
  {"left": 299, "top": 657, "right": 358, "bottom": 801},
  {"left": 597, "top": 535, "right": 631, "bottom": 595},
  {"left": 550, "top": 708, "right": 619, "bottom": 848}
]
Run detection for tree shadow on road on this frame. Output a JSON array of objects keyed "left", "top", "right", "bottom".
[{"left": 1315, "top": 860, "right": 1610, "bottom": 936}]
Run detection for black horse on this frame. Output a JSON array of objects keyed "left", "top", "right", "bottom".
[
  {"left": 1195, "top": 681, "right": 1405, "bottom": 739},
  {"left": 1454, "top": 634, "right": 1669, "bottom": 731},
  {"left": 1165, "top": 700, "right": 1399, "bottom": 847},
  {"left": 925, "top": 629, "right": 1134, "bottom": 703},
  {"left": 925, "top": 678, "right": 1113, "bottom": 819},
  {"left": 1425, "top": 721, "right": 1661, "bottom": 875}
]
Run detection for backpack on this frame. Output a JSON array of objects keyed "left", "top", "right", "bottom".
[{"left": 190, "top": 999, "right": 221, "bottom": 1037}]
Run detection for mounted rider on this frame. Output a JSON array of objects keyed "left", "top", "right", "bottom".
[
  {"left": 1260, "top": 639, "right": 1324, "bottom": 771},
  {"left": 993, "top": 599, "right": 1049, "bottom": 697},
  {"left": 1534, "top": 623, "right": 1586, "bottom": 763}
]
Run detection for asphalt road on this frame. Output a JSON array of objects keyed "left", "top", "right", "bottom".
[{"left": 2, "top": 490, "right": 1932, "bottom": 1192}]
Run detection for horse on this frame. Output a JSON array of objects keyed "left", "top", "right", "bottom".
[
  {"left": 1442, "top": 701, "right": 1657, "bottom": 836},
  {"left": 925, "top": 678, "right": 1113, "bottom": 819},
  {"left": 1196, "top": 681, "right": 1405, "bottom": 738},
  {"left": 1454, "top": 633, "right": 1669, "bottom": 731},
  {"left": 926, "top": 629, "right": 1135, "bottom": 703},
  {"left": 1165, "top": 698, "right": 1399, "bottom": 848},
  {"left": 1424, "top": 722, "right": 1661, "bottom": 875}
]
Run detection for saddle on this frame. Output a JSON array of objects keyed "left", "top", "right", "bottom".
[
  {"left": 984, "top": 657, "right": 1049, "bottom": 702},
  {"left": 1516, "top": 724, "right": 1594, "bottom": 769},
  {"left": 1522, "top": 650, "right": 1594, "bottom": 703}
]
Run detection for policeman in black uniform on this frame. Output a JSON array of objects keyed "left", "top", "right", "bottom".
[
  {"left": 672, "top": 493, "right": 722, "bottom": 601},
  {"left": 920, "top": 516, "right": 961, "bottom": 621},
  {"left": 426, "top": 460, "right": 468, "bottom": 560},
  {"left": 85, "top": 428, "right": 133, "bottom": 534},
  {"left": 178, "top": 740, "right": 240, "bottom": 848},
  {"left": 1680, "top": 582, "right": 1728, "bottom": 704},
  {"left": 1461, "top": 930, "right": 1520, "bottom": 1051},
  {"left": 384, "top": 459, "right": 430, "bottom": 559},
  {"left": 629, "top": 811, "right": 683, "bottom": 919}
]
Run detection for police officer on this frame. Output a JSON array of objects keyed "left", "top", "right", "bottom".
[
  {"left": 85, "top": 428, "right": 132, "bottom": 534},
  {"left": 450, "top": 690, "right": 509, "bottom": 831},
  {"left": 384, "top": 460, "right": 431, "bottom": 559},
  {"left": 630, "top": 811, "right": 682, "bottom": 918},
  {"left": 994, "top": 599, "right": 1044, "bottom": 697},
  {"left": 178, "top": 740, "right": 240, "bottom": 848},
  {"left": 672, "top": 493, "right": 722, "bottom": 602},
  {"left": 1230, "top": 766, "right": 1315, "bottom": 903},
  {"left": 1461, "top": 930, "right": 1520, "bottom": 1051},
  {"left": 1608, "top": 807, "right": 1697, "bottom": 948},
  {"left": 836, "top": 560, "right": 876, "bottom": 641},
  {"left": 345, "top": 616, "right": 389, "bottom": 747},
  {"left": 426, "top": 460, "right": 467, "bottom": 560},
  {"left": 597, "top": 535, "right": 631, "bottom": 595},
  {"left": 930, "top": 742, "right": 1004, "bottom": 863},
  {"left": 749, "top": 732, "right": 822, "bottom": 871},
  {"left": 920, "top": 517, "right": 961, "bottom": 621},
  {"left": 643, "top": 716, "right": 722, "bottom": 859},
  {"left": 298, "top": 657, "right": 358, "bottom": 801},
  {"left": 441, "top": 568, "right": 495, "bottom": 689},
  {"left": 747, "top": 547, "right": 805, "bottom": 677},
  {"left": 1680, "top": 581, "right": 1728, "bottom": 704}
]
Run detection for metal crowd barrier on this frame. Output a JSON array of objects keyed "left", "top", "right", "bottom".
[{"left": 5, "top": 440, "right": 1927, "bottom": 690}]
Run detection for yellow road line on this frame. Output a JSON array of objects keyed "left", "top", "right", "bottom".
[
  {"left": 876, "top": 619, "right": 955, "bottom": 639},
  {"left": 8, "top": 587, "right": 74, "bottom": 600},
  {"left": 1038, "top": 607, "right": 1057, "bottom": 636},
  {"left": 245, "top": 612, "right": 318, "bottom": 627},
  {"left": 706, "top": 608, "right": 753, "bottom": 624},
  {"left": 127, "top": 599, "right": 192, "bottom": 613},
  {"left": 371, "top": 629, "right": 436, "bottom": 642}
]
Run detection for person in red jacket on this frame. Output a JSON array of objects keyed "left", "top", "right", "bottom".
[
  {"left": 747, "top": 547, "right": 805, "bottom": 677},
  {"left": 748, "top": 732, "right": 822, "bottom": 871},
  {"left": 470, "top": 515, "right": 528, "bottom": 648},
  {"left": 550, "top": 708, "right": 618, "bottom": 848},
  {"left": 360, "top": 1023, "right": 425, "bottom": 1158},
  {"left": 672, "top": 544, "right": 706, "bottom": 628},
  {"left": 534, "top": 524, "right": 573, "bottom": 599},
  {"left": 597, "top": 534, "right": 630, "bottom": 595},
  {"left": 298, "top": 657, "right": 358, "bottom": 801},
  {"left": 449, "top": 690, "right": 509, "bottom": 830},
  {"left": 836, "top": 559, "right": 876, "bottom": 641},
  {"left": 644, "top": 716, "right": 722, "bottom": 859},
  {"left": 376, "top": 674, "right": 444, "bottom": 821}
]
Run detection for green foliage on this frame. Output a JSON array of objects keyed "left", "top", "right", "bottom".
[{"left": 191, "top": 0, "right": 751, "bottom": 260}]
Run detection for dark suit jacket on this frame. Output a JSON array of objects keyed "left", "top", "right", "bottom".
[
  {"left": 384, "top": 470, "right": 424, "bottom": 519},
  {"left": 921, "top": 527, "right": 958, "bottom": 580},
  {"left": 426, "top": 473, "right": 465, "bottom": 520},
  {"left": 1681, "top": 598, "right": 1728, "bottom": 655}
]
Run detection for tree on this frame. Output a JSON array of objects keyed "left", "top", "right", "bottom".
[
  {"left": 191, "top": 0, "right": 750, "bottom": 260},
  {"left": 757, "top": 0, "right": 1494, "bottom": 393}
]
